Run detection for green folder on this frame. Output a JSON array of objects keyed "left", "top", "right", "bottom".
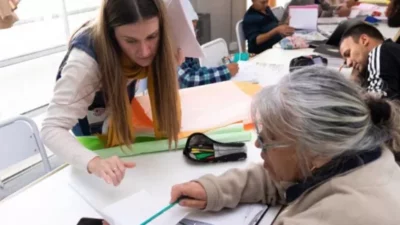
[{"left": 76, "top": 124, "right": 252, "bottom": 158}]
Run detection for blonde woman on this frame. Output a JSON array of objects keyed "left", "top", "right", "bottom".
[
  {"left": 171, "top": 67, "right": 400, "bottom": 225},
  {"left": 42, "top": 0, "right": 182, "bottom": 186}
]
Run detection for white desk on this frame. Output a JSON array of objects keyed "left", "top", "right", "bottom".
[{"left": 0, "top": 138, "right": 263, "bottom": 225}]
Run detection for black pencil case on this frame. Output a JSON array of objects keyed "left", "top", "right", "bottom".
[{"left": 183, "top": 133, "right": 247, "bottom": 163}]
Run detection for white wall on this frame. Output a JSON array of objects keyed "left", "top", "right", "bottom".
[{"left": 190, "top": 0, "right": 247, "bottom": 51}]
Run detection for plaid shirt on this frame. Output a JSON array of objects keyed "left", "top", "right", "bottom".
[{"left": 178, "top": 57, "right": 231, "bottom": 88}]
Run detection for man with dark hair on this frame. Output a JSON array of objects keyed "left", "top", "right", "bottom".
[
  {"left": 340, "top": 23, "right": 400, "bottom": 99},
  {"left": 243, "top": 0, "right": 294, "bottom": 54}
]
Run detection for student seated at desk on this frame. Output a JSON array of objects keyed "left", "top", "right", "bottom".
[
  {"left": 170, "top": 67, "right": 400, "bottom": 225},
  {"left": 178, "top": 0, "right": 239, "bottom": 88},
  {"left": 386, "top": 0, "right": 400, "bottom": 27},
  {"left": 243, "top": 0, "right": 295, "bottom": 54},
  {"left": 41, "top": 0, "right": 183, "bottom": 186},
  {"left": 340, "top": 23, "right": 400, "bottom": 100}
]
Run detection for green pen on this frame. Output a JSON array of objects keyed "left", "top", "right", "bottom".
[{"left": 140, "top": 197, "right": 185, "bottom": 225}]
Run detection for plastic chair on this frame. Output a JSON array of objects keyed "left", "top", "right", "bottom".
[
  {"left": 236, "top": 20, "right": 246, "bottom": 53},
  {"left": 200, "top": 38, "right": 229, "bottom": 67},
  {"left": 271, "top": 6, "right": 285, "bottom": 21},
  {"left": 0, "top": 116, "right": 51, "bottom": 188}
]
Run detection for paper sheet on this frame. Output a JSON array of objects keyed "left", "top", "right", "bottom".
[
  {"left": 232, "top": 61, "right": 286, "bottom": 87},
  {"left": 137, "top": 81, "right": 252, "bottom": 132},
  {"left": 317, "top": 17, "right": 347, "bottom": 25},
  {"left": 289, "top": 5, "right": 318, "bottom": 30},
  {"left": 179, "top": 204, "right": 268, "bottom": 225},
  {"left": 293, "top": 30, "right": 327, "bottom": 42},
  {"left": 165, "top": 0, "right": 204, "bottom": 58},
  {"left": 102, "top": 190, "right": 192, "bottom": 225}
]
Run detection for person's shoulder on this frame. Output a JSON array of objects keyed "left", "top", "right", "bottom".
[
  {"left": 243, "top": 7, "right": 259, "bottom": 22},
  {"left": 306, "top": 192, "right": 399, "bottom": 225},
  {"left": 381, "top": 40, "right": 400, "bottom": 51}
]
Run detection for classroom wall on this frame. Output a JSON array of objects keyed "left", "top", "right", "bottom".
[{"left": 190, "top": 0, "right": 247, "bottom": 51}]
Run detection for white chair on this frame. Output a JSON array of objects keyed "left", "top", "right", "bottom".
[
  {"left": 200, "top": 38, "right": 229, "bottom": 67},
  {"left": 236, "top": 20, "right": 246, "bottom": 53},
  {"left": 271, "top": 6, "right": 285, "bottom": 22},
  {"left": 0, "top": 116, "right": 51, "bottom": 188}
]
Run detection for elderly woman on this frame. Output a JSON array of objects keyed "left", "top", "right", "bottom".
[{"left": 170, "top": 67, "right": 400, "bottom": 225}]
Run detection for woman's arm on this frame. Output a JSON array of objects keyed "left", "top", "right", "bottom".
[
  {"left": 41, "top": 48, "right": 99, "bottom": 171},
  {"left": 196, "top": 163, "right": 286, "bottom": 211}
]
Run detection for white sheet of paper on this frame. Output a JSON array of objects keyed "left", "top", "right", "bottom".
[
  {"left": 317, "top": 17, "right": 347, "bottom": 25},
  {"left": 181, "top": 204, "right": 268, "bottom": 225},
  {"left": 232, "top": 61, "right": 286, "bottom": 87},
  {"left": 289, "top": 6, "right": 318, "bottom": 30},
  {"left": 165, "top": 0, "right": 204, "bottom": 58},
  {"left": 102, "top": 190, "right": 192, "bottom": 225}
]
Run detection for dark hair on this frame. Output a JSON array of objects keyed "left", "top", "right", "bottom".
[
  {"left": 388, "top": 0, "right": 400, "bottom": 27},
  {"left": 341, "top": 23, "right": 384, "bottom": 43}
]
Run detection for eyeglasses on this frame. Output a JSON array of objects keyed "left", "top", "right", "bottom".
[{"left": 255, "top": 125, "right": 291, "bottom": 152}]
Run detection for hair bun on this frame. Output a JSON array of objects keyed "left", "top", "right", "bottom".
[{"left": 366, "top": 99, "right": 391, "bottom": 125}]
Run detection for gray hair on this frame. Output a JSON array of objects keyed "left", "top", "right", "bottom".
[{"left": 251, "top": 66, "right": 398, "bottom": 162}]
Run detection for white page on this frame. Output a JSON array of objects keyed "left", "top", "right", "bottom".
[
  {"left": 101, "top": 190, "right": 192, "bottom": 225},
  {"left": 317, "top": 17, "right": 347, "bottom": 25},
  {"left": 232, "top": 61, "right": 286, "bottom": 86},
  {"left": 165, "top": 0, "right": 204, "bottom": 58},
  {"left": 289, "top": 7, "right": 318, "bottom": 30},
  {"left": 180, "top": 204, "right": 268, "bottom": 225}
]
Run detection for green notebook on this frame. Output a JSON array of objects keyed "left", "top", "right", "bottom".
[{"left": 77, "top": 124, "right": 252, "bottom": 158}]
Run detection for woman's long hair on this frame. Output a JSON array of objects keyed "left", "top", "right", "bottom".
[{"left": 90, "top": 0, "right": 180, "bottom": 146}]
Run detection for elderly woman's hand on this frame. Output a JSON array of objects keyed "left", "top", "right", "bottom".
[{"left": 170, "top": 182, "right": 207, "bottom": 209}]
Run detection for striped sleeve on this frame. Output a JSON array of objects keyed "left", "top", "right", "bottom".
[
  {"left": 367, "top": 45, "right": 387, "bottom": 97},
  {"left": 366, "top": 43, "right": 400, "bottom": 100}
]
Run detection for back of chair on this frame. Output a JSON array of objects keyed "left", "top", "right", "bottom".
[
  {"left": 394, "top": 29, "right": 400, "bottom": 44},
  {"left": 0, "top": 116, "right": 51, "bottom": 173},
  {"left": 200, "top": 38, "right": 229, "bottom": 67},
  {"left": 236, "top": 20, "right": 246, "bottom": 53},
  {"left": 271, "top": 6, "right": 285, "bottom": 21}
]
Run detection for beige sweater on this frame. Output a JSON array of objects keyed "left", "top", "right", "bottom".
[{"left": 197, "top": 149, "right": 400, "bottom": 225}]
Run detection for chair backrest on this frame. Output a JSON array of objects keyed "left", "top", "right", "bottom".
[
  {"left": 271, "top": 6, "right": 285, "bottom": 21},
  {"left": 0, "top": 116, "right": 51, "bottom": 173},
  {"left": 394, "top": 29, "right": 400, "bottom": 44},
  {"left": 200, "top": 38, "right": 229, "bottom": 67},
  {"left": 236, "top": 20, "right": 246, "bottom": 53}
]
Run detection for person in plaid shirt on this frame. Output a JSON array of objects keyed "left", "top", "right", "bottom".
[
  {"left": 178, "top": 57, "right": 239, "bottom": 88},
  {"left": 179, "top": 0, "right": 239, "bottom": 88}
]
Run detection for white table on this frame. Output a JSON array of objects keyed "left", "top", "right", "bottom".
[{"left": 0, "top": 137, "right": 264, "bottom": 225}]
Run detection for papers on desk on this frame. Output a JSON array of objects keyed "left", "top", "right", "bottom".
[
  {"left": 289, "top": 5, "right": 318, "bottom": 30},
  {"left": 100, "top": 190, "right": 192, "bottom": 225},
  {"left": 317, "top": 17, "right": 347, "bottom": 25},
  {"left": 232, "top": 61, "right": 287, "bottom": 86},
  {"left": 165, "top": 0, "right": 204, "bottom": 58},
  {"left": 180, "top": 204, "right": 268, "bottom": 225},
  {"left": 293, "top": 30, "right": 327, "bottom": 42}
]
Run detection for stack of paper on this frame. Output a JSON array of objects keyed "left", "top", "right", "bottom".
[
  {"left": 100, "top": 190, "right": 193, "bottom": 225},
  {"left": 181, "top": 204, "right": 268, "bottom": 225},
  {"left": 317, "top": 17, "right": 347, "bottom": 25},
  {"left": 289, "top": 5, "right": 319, "bottom": 30},
  {"left": 232, "top": 61, "right": 286, "bottom": 87}
]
